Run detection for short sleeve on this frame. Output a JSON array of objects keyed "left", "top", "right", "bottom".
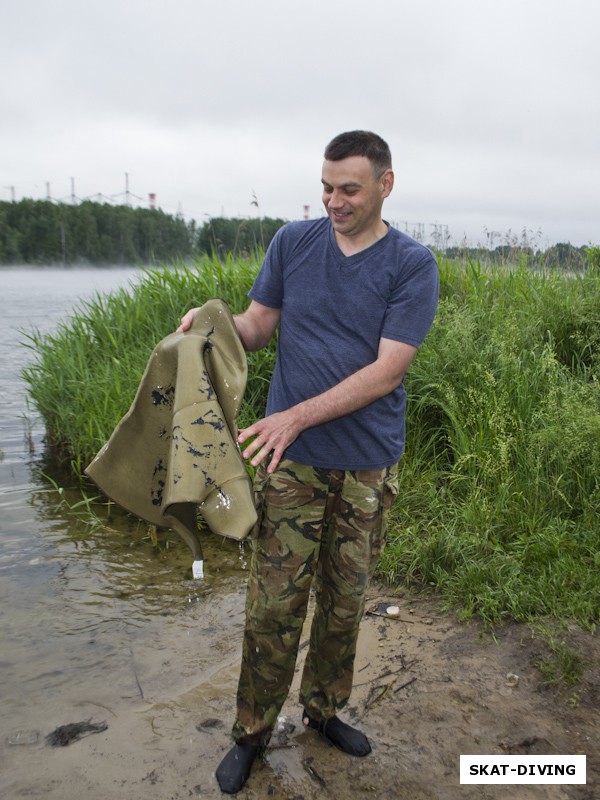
[
  {"left": 381, "top": 250, "right": 439, "bottom": 348},
  {"left": 248, "top": 226, "right": 286, "bottom": 309}
]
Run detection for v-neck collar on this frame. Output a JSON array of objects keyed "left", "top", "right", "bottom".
[{"left": 327, "top": 221, "right": 391, "bottom": 266}]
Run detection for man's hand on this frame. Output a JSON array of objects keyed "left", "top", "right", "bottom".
[
  {"left": 177, "top": 308, "right": 200, "bottom": 332},
  {"left": 238, "top": 409, "right": 302, "bottom": 474},
  {"left": 178, "top": 301, "right": 280, "bottom": 350},
  {"left": 237, "top": 337, "right": 417, "bottom": 473}
]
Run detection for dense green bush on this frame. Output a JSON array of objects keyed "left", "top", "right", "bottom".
[{"left": 380, "top": 257, "right": 600, "bottom": 625}]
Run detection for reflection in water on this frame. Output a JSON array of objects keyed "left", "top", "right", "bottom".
[{"left": 27, "top": 482, "right": 248, "bottom": 614}]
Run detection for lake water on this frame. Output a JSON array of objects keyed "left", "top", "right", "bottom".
[{"left": 0, "top": 267, "right": 248, "bottom": 759}]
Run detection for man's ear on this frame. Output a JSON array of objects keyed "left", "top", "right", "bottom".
[{"left": 381, "top": 169, "right": 394, "bottom": 198}]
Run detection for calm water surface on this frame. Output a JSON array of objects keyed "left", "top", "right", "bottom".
[{"left": 0, "top": 267, "right": 247, "bottom": 738}]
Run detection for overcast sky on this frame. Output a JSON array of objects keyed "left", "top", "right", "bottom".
[{"left": 1, "top": 0, "right": 598, "bottom": 249}]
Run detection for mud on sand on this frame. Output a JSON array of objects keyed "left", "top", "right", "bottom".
[{"left": 2, "top": 585, "right": 598, "bottom": 800}]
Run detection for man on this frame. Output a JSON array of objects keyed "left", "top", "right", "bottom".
[{"left": 180, "top": 131, "right": 439, "bottom": 794}]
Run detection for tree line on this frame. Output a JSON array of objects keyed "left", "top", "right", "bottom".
[
  {"left": 0, "top": 197, "right": 593, "bottom": 269},
  {"left": 444, "top": 242, "right": 592, "bottom": 271},
  {"left": 0, "top": 199, "right": 288, "bottom": 265}
]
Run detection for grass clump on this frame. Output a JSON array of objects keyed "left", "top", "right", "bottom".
[
  {"left": 534, "top": 636, "right": 587, "bottom": 692},
  {"left": 23, "top": 252, "right": 600, "bottom": 628},
  {"left": 380, "top": 257, "right": 600, "bottom": 627}
]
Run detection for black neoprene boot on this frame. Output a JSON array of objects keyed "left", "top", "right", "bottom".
[
  {"left": 215, "top": 742, "right": 259, "bottom": 794},
  {"left": 302, "top": 709, "right": 371, "bottom": 756}
]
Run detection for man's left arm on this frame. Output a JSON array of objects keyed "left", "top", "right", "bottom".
[{"left": 238, "top": 337, "right": 417, "bottom": 473}]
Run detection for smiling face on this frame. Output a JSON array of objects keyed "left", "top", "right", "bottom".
[{"left": 321, "top": 155, "right": 394, "bottom": 246}]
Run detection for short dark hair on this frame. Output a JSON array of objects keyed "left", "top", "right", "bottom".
[{"left": 324, "top": 130, "right": 392, "bottom": 175}]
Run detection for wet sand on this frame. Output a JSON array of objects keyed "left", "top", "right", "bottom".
[{"left": 1, "top": 585, "right": 598, "bottom": 800}]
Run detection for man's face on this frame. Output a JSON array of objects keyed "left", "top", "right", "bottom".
[{"left": 321, "top": 156, "right": 393, "bottom": 239}]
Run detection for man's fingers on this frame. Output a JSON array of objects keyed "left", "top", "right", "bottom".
[
  {"left": 237, "top": 412, "right": 295, "bottom": 472},
  {"left": 239, "top": 431, "right": 277, "bottom": 469},
  {"left": 237, "top": 427, "right": 254, "bottom": 445},
  {"left": 265, "top": 449, "right": 282, "bottom": 474},
  {"left": 238, "top": 430, "right": 262, "bottom": 459},
  {"left": 250, "top": 445, "right": 271, "bottom": 468},
  {"left": 249, "top": 442, "right": 281, "bottom": 472},
  {"left": 178, "top": 307, "right": 200, "bottom": 332}
]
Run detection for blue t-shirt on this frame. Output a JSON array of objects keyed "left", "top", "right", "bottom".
[{"left": 249, "top": 218, "right": 439, "bottom": 470}]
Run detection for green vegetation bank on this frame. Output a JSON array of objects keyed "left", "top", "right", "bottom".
[{"left": 23, "top": 250, "right": 600, "bottom": 629}]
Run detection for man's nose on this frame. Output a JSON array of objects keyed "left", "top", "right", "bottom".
[{"left": 329, "top": 190, "right": 342, "bottom": 208}]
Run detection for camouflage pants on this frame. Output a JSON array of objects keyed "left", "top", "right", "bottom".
[{"left": 232, "top": 458, "right": 398, "bottom": 745}]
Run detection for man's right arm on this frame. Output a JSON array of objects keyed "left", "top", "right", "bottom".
[
  {"left": 233, "top": 301, "right": 280, "bottom": 351},
  {"left": 178, "top": 300, "right": 280, "bottom": 352}
]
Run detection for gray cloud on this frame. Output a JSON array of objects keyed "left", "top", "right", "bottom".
[{"left": 1, "top": 0, "right": 599, "bottom": 246}]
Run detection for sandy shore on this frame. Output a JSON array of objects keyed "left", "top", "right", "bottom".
[{"left": 1, "top": 586, "right": 598, "bottom": 799}]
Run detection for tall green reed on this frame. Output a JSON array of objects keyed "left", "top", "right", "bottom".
[
  {"left": 23, "top": 254, "right": 600, "bottom": 626},
  {"left": 22, "top": 254, "right": 275, "bottom": 466},
  {"left": 381, "top": 260, "right": 600, "bottom": 626}
]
